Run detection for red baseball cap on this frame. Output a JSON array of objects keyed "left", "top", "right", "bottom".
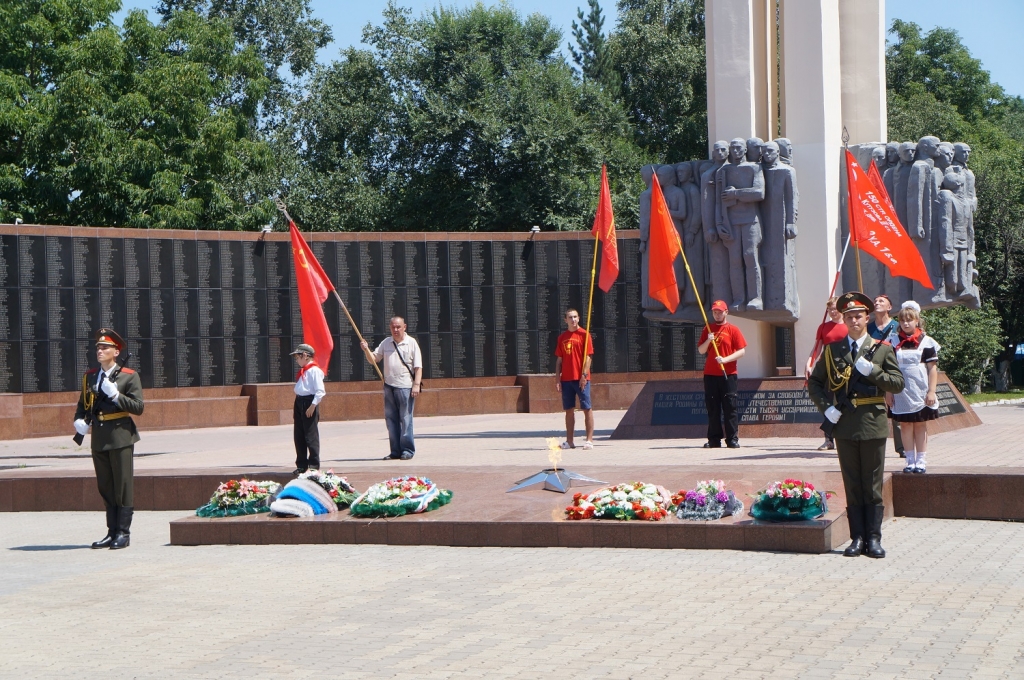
[{"left": 711, "top": 300, "right": 729, "bottom": 312}]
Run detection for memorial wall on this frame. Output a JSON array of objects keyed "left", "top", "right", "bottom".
[{"left": 0, "top": 228, "right": 700, "bottom": 392}]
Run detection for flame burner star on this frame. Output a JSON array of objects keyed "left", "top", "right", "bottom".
[
  {"left": 506, "top": 438, "right": 605, "bottom": 493},
  {"left": 506, "top": 468, "right": 607, "bottom": 494}
]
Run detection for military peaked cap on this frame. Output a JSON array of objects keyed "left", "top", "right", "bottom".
[
  {"left": 95, "top": 328, "right": 126, "bottom": 350},
  {"left": 836, "top": 292, "right": 872, "bottom": 315}
]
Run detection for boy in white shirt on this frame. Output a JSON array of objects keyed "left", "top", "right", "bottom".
[{"left": 291, "top": 343, "right": 326, "bottom": 474}]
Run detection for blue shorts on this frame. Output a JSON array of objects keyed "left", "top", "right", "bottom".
[{"left": 561, "top": 380, "right": 592, "bottom": 411}]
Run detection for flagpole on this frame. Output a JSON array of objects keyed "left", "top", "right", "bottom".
[
  {"left": 805, "top": 232, "right": 853, "bottom": 382},
  {"left": 274, "top": 198, "right": 384, "bottom": 383},
  {"left": 670, "top": 230, "right": 728, "bottom": 377},
  {"left": 581, "top": 232, "right": 599, "bottom": 380},
  {"left": 842, "top": 128, "right": 864, "bottom": 292}
]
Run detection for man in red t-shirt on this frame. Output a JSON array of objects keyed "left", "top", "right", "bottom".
[
  {"left": 697, "top": 300, "right": 747, "bottom": 448},
  {"left": 554, "top": 308, "right": 595, "bottom": 450}
]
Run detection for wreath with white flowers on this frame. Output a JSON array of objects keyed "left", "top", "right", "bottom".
[
  {"left": 196, "top": 479, "right": 280, "bottom": 518},
  {"left": 349, "top": 476, "right": 453, "bottom": 518},
  {"left": 565, "top": 482, "right": 673, "bottom": 521}
]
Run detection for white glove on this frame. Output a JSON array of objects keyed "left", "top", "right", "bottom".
[
  {"left": 74, "top": 419, "right": 90, "bottom": 435},
  {"left": 855, "top": 356, "right": 873, "bottom": 376},
  {"left": 101, "top": 377, "right": 119, "bottom": 401},
  {"left": 824, "top": 406, "right": 842, "bottom": 424}
]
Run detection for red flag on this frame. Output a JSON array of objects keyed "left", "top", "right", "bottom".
[
  {"left": 648, "top": 172, "right": 681, "bottom": 314},
  {"left": 845, "top": 150, "right": 932, "bottom": 289},
  {"left": 591, "top": 165, "right": 619, "bottom": 292},
  {"left": 290, "top": 221, "right": 335, "bottom": 370}
]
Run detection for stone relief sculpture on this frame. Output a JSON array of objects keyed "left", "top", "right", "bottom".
[
  {"left": 642, "top": 135, "right": 801, "bottom": 325},
  {"left": 717, "top": 138, "right": 766, "bottom": 312},
  {"left": 759, "top": 141, "right": 800, "bottom": 317},
  {"left": 657, "top": 164, "right": 689, "bottom": 295},
  {"left": 701, "top": 141, "right": 731, "bottom": 310},
  {"left": 844, "top": 138, "right": 980, "bottom": 309},
  {"left": 675, "top": 162, "right": 705, "bottom": 306}
]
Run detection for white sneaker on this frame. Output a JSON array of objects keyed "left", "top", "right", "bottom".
[
  {"left": 581, "top": 441, "right": 594, "bottom": 450},
  {"left": 559, "top": 441, "right": 574, "bottom": 450}
]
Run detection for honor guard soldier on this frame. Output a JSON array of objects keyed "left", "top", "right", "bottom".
[
  {"left": 73, "top": 329, "right": 144, "bottom": 550},
  {"left": 808, "top": 292, "right": 904, "bottom": 559}
]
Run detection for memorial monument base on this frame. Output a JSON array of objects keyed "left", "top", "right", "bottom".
[{"left": 611, "top": 373, "right": 980, "bottom": 440}]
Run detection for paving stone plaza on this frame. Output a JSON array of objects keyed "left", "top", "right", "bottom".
[{"left": 2, "top": 405, "right": 1023, "bottom": 678}]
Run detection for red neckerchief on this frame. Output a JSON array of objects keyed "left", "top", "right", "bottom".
[
  {"left": 296, "top": 361, "right": 320, "bottom": 380},
  {"left": 896, "top": 328, "right": 922, "bottom": 349}
]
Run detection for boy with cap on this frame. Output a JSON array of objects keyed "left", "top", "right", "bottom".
[
  {"left": 73, "top": 329, "right": 144, "bottom": 550},
  {"left": 698, "top": 300, "right": 747, "bottom": 448},
  {"left": 291, "top": 343, "right": 325, "bottom": 475},
  {"left": 808, "top": 292, "right": 904, "bottom": 559}
]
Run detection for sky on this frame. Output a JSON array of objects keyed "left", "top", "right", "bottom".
[{"left": 113, "top": 0, "right": 1023, "bottom": 98}]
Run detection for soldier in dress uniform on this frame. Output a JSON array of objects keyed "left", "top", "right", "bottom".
[
  {"left": 73, "top": 329, "right": 144, "bottom": 550},
  {"left": 808, "top": 293, "right": 904, "bottom": 559}
]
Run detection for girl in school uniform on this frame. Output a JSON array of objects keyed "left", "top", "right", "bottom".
[{"left": 887, "top": 301, "right": 940, "bottom": 473}]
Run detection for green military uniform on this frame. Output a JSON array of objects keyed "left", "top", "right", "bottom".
[
  {"left": 808, "top": 292, "right": 904, "bottom": 559},
  {"left": 74, "top": 329, "right": 144, "bottom": 549}
]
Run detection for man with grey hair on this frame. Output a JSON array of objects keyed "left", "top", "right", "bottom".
[{"left": 361, "top": 316, "right": 423, "bottom": 460}]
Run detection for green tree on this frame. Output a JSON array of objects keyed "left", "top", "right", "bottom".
[
  {"left": 609, "top": 0, "right": 707, "bottom": 162},
  {"left": 0, "top": 1, "right": 278, "bottom": 230},
  {"left": 886, "top": 20, "right": 1024, "bottom": 389},
  {"left": 289, "top": 2, "right": 645, "bottom": 233},
  {"left": 923, "top": 305, "right": 1004, "bottom": 394}
]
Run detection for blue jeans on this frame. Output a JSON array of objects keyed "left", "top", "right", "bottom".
[{"left": 383, "top": 384, "right": 416, "bottom": 458}]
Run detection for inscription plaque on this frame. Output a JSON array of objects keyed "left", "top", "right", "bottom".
[{"left": 651, "top": 389, "right": 825, "bottom": 426}]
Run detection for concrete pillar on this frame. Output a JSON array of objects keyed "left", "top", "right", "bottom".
[
  {"left": 706, "top": 0, "right": 759, "bottom": 146},
  {"left": 706, "top": 0, "right": 776, "bottom": 377},
  {"left": 780, "top": 0, "right": 845, "bottom": 372},
  {"left": 839, "top": 0, "right": 887, "bottom": 144}
]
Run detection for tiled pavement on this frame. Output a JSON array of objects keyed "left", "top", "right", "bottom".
[
  {"left": 3, "top": 403, "right": 1022, "bottom": 475},
  {"left": 2, "top": 406, "right": 1022, "bottom": 677},
  {"left": 2, "top": 511, "right": 1024, "bottom": 678}
]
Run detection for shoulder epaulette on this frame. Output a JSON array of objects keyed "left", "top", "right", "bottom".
[{"left": 120, "top": 367, "right": 136, "bottom": 374}]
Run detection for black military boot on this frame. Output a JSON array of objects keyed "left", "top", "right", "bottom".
[
  {"left": 864, "top": 505, "right": 886, "bottom": 558},
  {"left": 91, "top": 506, "right": 118, "bottom": 549},
  {"left": 843, "top": 506, "right": 865, "bottom": 557},
  {"left": 110, "top": 506, "right": 133, "bottom": 550}
]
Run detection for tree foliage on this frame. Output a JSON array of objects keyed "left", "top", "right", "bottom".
[
  {"left": 609, "top": 0, "right": 707, "bottom": 162},
  {"left": 923, "top": 305, "right": 1005, "bottom": 394},
  {"left": 288, "top": 2, "right": 645, "bottom": 232},
  {"left": 0, "top": 0, "right": 278, "bottom": 229},
  {"left": 887, "top": 20, "right": 1024, "bottom": 382}
]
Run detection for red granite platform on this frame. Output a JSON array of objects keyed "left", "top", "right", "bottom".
[{"left": 160, "top": 465, "right": 873, "bottom": 553}]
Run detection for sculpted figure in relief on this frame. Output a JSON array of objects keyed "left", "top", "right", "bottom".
[
  {"left": 657, "top": 164, "right": 689, "bottom": 301},
  {"left": 716, "top": 138, "right": 765, "bottom": 311},
  {"left": 759, "top": 141, "right": 799, "bottom": 315},
  {"left": 675, "top": 162, "right": 705, "bottom": 306},
  {"left": 701, "top": 141, "right": 732, "bottom": 306},
  {"left": 937, "top": 169, "right": 976, "bottom": 300}
]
